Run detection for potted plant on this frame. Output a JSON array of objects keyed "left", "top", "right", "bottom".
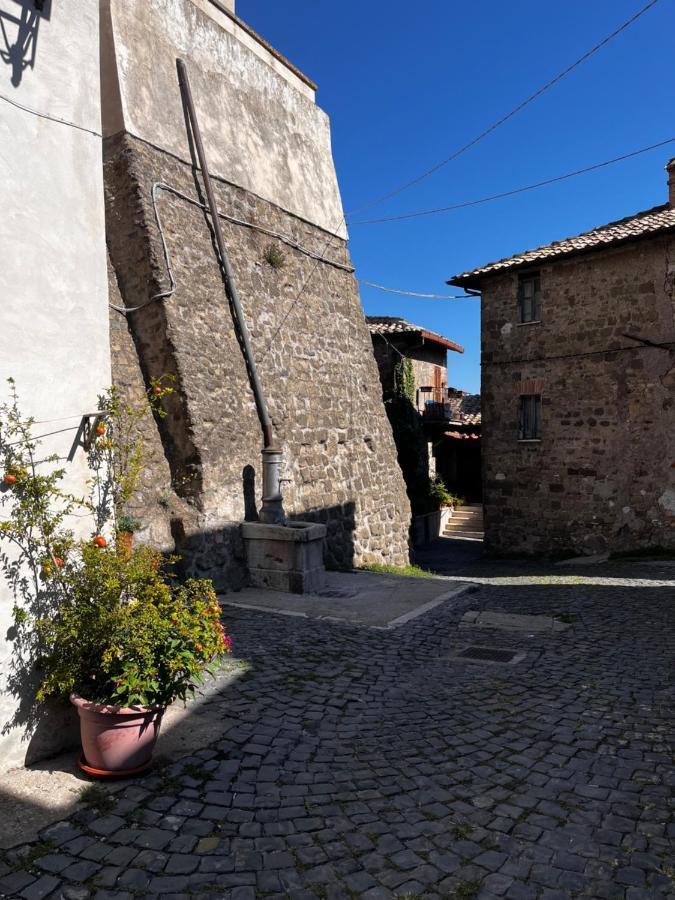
[
  {"left": 0, "top": 377, "right": 232, "bottom": 776},
  {"left": 38, "top": 544, "right": 231, "bottom": 776},
  {"left": 115, "top": 513, "right": 143, "bottom": 557}
]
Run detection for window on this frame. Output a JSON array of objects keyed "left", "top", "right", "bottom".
[
  {"left": 518, "top": 272, "right": 541, "bottom": 323},
  {"left": 519, "top": 395, "right": 541, "bottom": 440}
]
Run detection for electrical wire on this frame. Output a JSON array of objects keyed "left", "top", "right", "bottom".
[
  {"left": 350, "top": 137, "right": 675, "bottom": 225},
  {"left": 260, "top": 215, "right": 348, "bottom": 360},
  {"left": 0, "top": 90, "right": 102, "bottom": 137},
  {"left": 347, "top": 0, "right": 663, "bottom": 215},
  {"left": 358, "top": 279, "right": 476, "bottom": 299},
  {"left": 157, "top": 183, "right": 354, "bottom": 272},
  {"left": 109, "top": 183, "right": 353, "bottom": 315},
  {"left": 482, "top": 339, "right": 675, "bottom": 368},
  {"left": 108, "top": 182, "right": 178, "bottom": 314}
]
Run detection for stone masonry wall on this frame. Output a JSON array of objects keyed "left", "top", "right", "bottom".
[
  {"left": 105, "top": 134, "right": 411, "bottom": 588},
  {"left": 371, "top": 337, "right": 447, "bottom": 407},
  {"left": 481, "top": 236, "right": 675, "bottom": 557}
]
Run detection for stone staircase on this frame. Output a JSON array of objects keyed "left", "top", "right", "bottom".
[{"left": 443, "top": 504, "right": 484, "bottom": 541}]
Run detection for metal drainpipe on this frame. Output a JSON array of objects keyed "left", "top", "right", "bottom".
[{"left": 177, "top": 59, "right": 285, "bottom": 525}]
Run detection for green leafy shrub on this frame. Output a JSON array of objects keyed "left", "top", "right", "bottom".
[
  {"left": 116, "top": 514, "right": 142, "bottom": 534},
  {"left": 427, "top": 475, "right": 464, "bottom": 510},
  {"left": 0, "top": 377, "right": 232, "bottom": 712},
  {"left": 36, "top": 544, "right": 230, "bottom": 707}
]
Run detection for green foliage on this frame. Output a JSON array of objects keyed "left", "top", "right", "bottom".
[
  {"left": 393, "top": 358, "right": 415, "bottom": 403},
  {"left": 454, "top": 882, "right": 480, "bottom": 900},
  {"left": 359, "top": 562, "right": 433, "bottom": 578},
  {"left": 116, "top": 514, "right": 142, "bottom": 534},
  {"left": 0, "top": 377, "right": 232, "bottom": 713},
  {"left": 428, "top": 475, "right": 463, "bottom": 510},
  {"left": 88, "top": 378, "right": 174, "bottom": 531},
  {"left": 36, "top": 543, "right": 231, "bottom": 708},
  {"left": 263, "top": 243, "right": 285, "bottom": 269}
]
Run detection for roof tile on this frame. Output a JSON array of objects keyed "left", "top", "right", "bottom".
[{"left": 449, "top": 203, "right": 675, "bottom": 286}]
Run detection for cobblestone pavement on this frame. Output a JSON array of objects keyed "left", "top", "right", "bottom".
[{"left": 1, "top": 562, "right": 673, "bottom": 900}]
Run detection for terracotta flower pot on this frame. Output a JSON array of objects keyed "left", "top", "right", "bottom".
[{"left": 70, "top": 694, "right": 164, "bottom": 776}]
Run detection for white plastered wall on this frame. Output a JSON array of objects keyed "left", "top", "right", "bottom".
[{"left": 0, "top": 0, "right": 111, "bottom": 772}]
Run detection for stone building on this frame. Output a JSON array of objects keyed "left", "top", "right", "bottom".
[
  {"left": 366, "top": 316, "right": 482, "bottom": 514},
  {"left": 437, "top": 391, "right": 482, "bottom": 503},
  {"left": 367, "top": 316, "right": 463, "bottom": 411},
  {"left": 0, "top": 0, "right": 411, "bottom": 772},
  {"left": 448, "top": 160, "right": 675, "bottom": 557},
  {"left": 103, "top": 0, "right": 410, "bottom": 585}
]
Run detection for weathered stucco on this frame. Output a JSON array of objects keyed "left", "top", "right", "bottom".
[
  {"left": 0, "top": 0, "right": 111, "bottom": 771},
  {"left": 101, "top": 0, "right": 346, "bottom": 237},
  {"left": 480, "top": 235, "right": 675, "bottom": 557}
]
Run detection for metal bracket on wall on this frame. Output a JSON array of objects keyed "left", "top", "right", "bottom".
[{"left": 68, "top": 412, "right": 109, "bottom": 461}]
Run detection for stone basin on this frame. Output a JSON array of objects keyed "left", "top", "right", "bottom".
[{"left": 241, "top": 520, "right": 327, "bottom": 594}]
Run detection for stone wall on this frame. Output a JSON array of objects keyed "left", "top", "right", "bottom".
[
  {"left": 370, "top": 336, "right": 447, "bottom": 409},
  {"left": 106, "top": 134, "right": 411, "bottom": 584},
  {"left": 481, "top": 236, "right": 675, "bottom": 557}
]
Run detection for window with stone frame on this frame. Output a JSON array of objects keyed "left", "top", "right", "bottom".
[
  {"left": 518, "top": 271, "right": 541, "bottom": 323},
  {"left": 519, "top": 394, "right": 541, "bottom": 440}
]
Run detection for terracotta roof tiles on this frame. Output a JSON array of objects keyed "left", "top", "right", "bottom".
[
  {"left": 366, "top": 316, "right": 463, "bottom": 353},
  {"left": 448, "top": 203, "right": 675, "bottom": 288}
]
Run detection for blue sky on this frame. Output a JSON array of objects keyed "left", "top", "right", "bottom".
[{"left": 238, "top": 0, "right": 674, "bottom": 393}]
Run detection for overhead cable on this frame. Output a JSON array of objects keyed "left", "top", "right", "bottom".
[
  {"left": 347, "top": 0, "right": 663, "bottom": 215},
  {"left": 350, "top": 137, "right": 675, "bottom": 225},
  {"left": 358, "top": 279, "right": 476, "bottom": 299},
  {"left": 0, "top": 90, "right": 102, "bottom": 137}
]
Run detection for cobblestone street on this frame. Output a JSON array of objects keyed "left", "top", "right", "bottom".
[{"left": 1, "top": 556, "right": 673, "bottom": 900}]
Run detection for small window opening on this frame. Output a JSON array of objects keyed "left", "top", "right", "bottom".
[
  {"left": 519, "top": 394, "right": 541, "bottom": 440},
  {"left": 518, "top": 272, "right": 541, "bottom": 323}
]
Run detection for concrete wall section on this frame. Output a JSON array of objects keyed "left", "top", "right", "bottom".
[
  {"left": 0, "top": 0, "right": 111, "bottom": 771},
  {"left": 481, "top": 237, "right": 675, "bottom": 557},
  {"left": 102, "top": 0, "right": 346, "bottom": 237}
]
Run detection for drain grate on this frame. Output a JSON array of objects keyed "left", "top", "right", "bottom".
[{"left": 458, "top": 646, "right": 518, "bottom": 663}]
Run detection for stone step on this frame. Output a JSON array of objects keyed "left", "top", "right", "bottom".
[
  {"left": 446, "top": 516, "right": 483, "bottom": 526},
  {"left": 447, "top": 530, "right": 484, "bottom": 535}
]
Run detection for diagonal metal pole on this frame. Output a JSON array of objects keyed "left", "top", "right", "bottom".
[
  {"left": 176, "top": 58, "right": 274, "bottom": 449},
  {"left": 177, "top": 59, "right": 285, "bottom": 523}
]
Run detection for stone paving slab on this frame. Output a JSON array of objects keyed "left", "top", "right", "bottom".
[
  {"left": 459, "top": 610, "right": 571, "bottom": 633},
  {"left": 0, "top": 663, "right": 246, "bottom": 851},
  {"left": 0, "top": 561, "right": 673, "bottom": 899},
  {"left": 219, "top": 570, "right": 474, "bottom": 628}
]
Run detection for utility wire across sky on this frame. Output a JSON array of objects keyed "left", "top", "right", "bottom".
[
  {"left": 349, "top": 137, "right": 675, "bottom": 225},
  {"left": 346, "top": 0, "right": 663, "bottom": 216}
]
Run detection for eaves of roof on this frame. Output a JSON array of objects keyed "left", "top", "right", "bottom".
[{"left": 447, "top": 203, "right": 675, "bottom": 289}]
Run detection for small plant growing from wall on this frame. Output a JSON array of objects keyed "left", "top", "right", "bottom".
[{"left": 263, "top": 243, "right": 285, "bottom": 270}]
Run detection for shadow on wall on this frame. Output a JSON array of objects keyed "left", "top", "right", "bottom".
[
  {"left": 0, "top": 0, "right": 51, "bottom": 87},
  {"left": 168, "top": 500, "right": 357, "bottom": 591},
  {"left": 384, "top": 395, "right": 432, "bottom": 517},
  {"left": 287, "top": 501, "right": 355, "bottom": 573}
]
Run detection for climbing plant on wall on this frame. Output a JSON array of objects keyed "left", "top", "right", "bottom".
[{"left": 394, "top": 358, "right": 415, "bottom": 403}]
